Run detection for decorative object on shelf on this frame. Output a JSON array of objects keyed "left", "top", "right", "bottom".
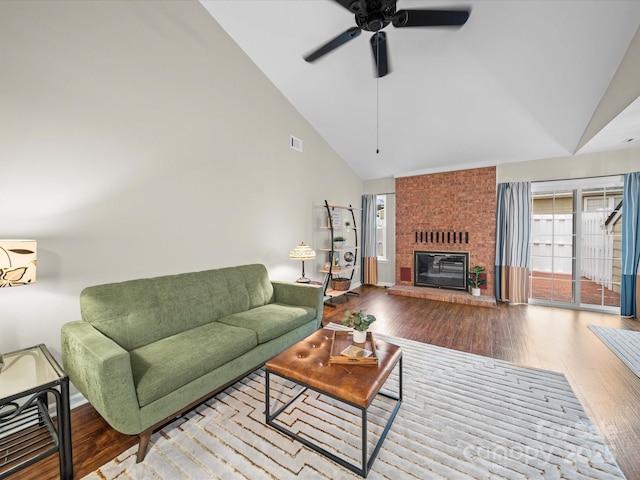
[
  {"left": 331, "top": 277, "right": 351, "bottom": 291},
  {"left": 289, "top": 242, "right": 316, "bottom": 283},
  {"left": 0, "top": 239, "right": 37, "bottom": 288},
  {"left": 330, "top": 210, "right": 342, "bottom": 228},
  {"left": 468, "top": 265, "right": 487, "bottom": 296},
  {"left": 342, "top": 309, "right": 377, "bottom": 343},
  {"left": 344, "top": 251, "right": 354, "bottom": 264},
  {"left": 333, "top": 236, "right": 346, "bottom": 249}
]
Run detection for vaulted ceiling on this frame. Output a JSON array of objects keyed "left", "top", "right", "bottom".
[{"left": 201, "top": 1, "right": 640, "bottom": 180}]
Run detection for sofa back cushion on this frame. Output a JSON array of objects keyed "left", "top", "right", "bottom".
[{"left": 80, "top": 264, "right": 274, "bottom": 350}]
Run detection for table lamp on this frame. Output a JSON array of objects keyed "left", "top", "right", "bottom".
[
  {"left": 0, "top": 239, "right": 37, "bottom": 371},
  {"left": 1, "top": 240, "right": 37, "bottom": 288},
  {"left": 289, "top": 242, "right": 316, "bottom": 283}
]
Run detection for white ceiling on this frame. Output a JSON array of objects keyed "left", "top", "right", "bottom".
[{"left": 201, "top": 1, "right": 640, "bottom": 180}]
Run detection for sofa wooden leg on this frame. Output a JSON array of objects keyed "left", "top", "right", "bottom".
[{"left": 137, "top": 430, "right": 152, "bottom": 463}]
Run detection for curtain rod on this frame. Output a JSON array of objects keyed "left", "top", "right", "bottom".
[{"left": 525, "top": 173, "right": 625, "bottom": 185}]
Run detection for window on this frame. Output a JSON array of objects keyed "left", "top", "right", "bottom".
[
  {"left": 376, "top": 195, "right": 386, "bottom": 260},
  {"left": 530, "top": 176, "right": 623, "bottom": 312}
]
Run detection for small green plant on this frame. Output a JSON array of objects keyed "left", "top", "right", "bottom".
[
  {"left": 467, "top": 265, "right": 487, "bottom": 289},
  {"left": 342, "top": 310, "right": 376, "bottom": 332},
  {"left": 333, "top": 236, "right": 346, "bottom": 242}
]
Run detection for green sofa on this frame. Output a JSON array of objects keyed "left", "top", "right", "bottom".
[{"left": 61, "top": 264, "right": 323, "bottom": 461}]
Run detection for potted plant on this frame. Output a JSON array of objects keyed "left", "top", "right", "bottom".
[
  {"left": 342, "top": 310, "right": 376, "bottom": 343},
  {"left": 467, "top": 265, "right": 486, "bottom": 296},
  {"left": 333, "top": 236, "right": 346, "bottom": 249}
]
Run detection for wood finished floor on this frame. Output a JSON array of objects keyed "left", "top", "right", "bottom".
[{"left": 10, "top": 285, "right": 640, "bottom": 479}]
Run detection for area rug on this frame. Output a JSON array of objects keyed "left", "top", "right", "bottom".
[
  {"left": 82, "top": 330, "right": 625, "bottom": 479},
  {"left": 588, "top": 325, "right": 640, "bottom": 379}
]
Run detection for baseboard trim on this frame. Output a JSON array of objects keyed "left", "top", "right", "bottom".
[{"left": 70, "top": 391, "right": 88, "bottom": 410}]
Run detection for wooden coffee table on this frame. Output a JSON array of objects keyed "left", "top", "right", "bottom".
[{"left": 265, "top": 328, "right": 402, "bottom": 477}]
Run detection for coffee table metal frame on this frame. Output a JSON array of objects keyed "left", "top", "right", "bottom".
[{"left": 265, "top": 358, "right": 402, "bottom": 478}]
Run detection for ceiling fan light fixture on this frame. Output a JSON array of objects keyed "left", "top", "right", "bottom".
[{"left": 358, "top": 12, "right": 390, "bottom": 32}]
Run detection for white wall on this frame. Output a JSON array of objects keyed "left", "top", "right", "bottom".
[
  {"left": 497, "top": 147, "right": 640, "bottom": 182},
  {"left": 0, "top": 1, "right": 362, "bottom": 359}
]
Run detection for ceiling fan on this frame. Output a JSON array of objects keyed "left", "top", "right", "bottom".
[{"left": 303, "top": 0, "right": 470, "bottom": 77}]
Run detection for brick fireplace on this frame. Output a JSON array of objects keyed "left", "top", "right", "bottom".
[{"left": 393, "top": 166, "right": 497, "bottom": 304}]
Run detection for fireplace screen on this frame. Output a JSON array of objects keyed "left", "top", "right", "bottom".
[{"left": 414, "top": 251, "right": 469, "bottom": 291}]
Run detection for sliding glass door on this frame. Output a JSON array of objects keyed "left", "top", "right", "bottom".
[
  {"left": 530, "top": 187, "right": 574, "bottom": 303},
  {"left": 580, "top": 185, "right": 623, "bottom": 307},
  {"left": 530, "top": 176, "right": 623, "bottom": 311}
]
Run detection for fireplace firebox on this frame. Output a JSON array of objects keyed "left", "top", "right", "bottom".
[{"left": 414, "top": 251, "right": 469, "bottom": 291}]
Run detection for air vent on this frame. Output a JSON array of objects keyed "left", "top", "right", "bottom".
[{"left": 290, "top": 135, "right": 303, "bottom": 152}]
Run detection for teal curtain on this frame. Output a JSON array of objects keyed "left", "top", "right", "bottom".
[
  {"left": 495, "top": 182, "right": 531, "bottom": 304},
  {"left": 361, "top": 194, "right": 378, "bottom": 285},
  {"left": 621, "top": 172, "right": 640, "bottom": 318}
]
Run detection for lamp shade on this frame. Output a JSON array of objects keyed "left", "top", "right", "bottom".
[
  {"left": 289, "top": 242, "right": 316, "bottom": 261},
  {"left": 0, "top": 240, "right": 37, "bottom": 287}
]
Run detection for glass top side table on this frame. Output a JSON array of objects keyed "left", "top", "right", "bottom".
[{"left": 0, "top": 344, "right": 73, "bottom": 479}]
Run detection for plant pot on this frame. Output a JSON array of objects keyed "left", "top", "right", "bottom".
[
  {"left": 471, "top": 287, "right": 481, "bottom": 297},
  {"left": 352, "top": 329, "right": 367, "bottom": 343},
  {"left": 333, "top": 241, "right": 346, "bottom": 250}
]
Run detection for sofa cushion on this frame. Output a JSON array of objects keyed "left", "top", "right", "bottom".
[
  {"left": 218, "top": 303, "right": 316, "bottom": 344},
  {"left": 130, "top": 322, "right": 257, "bottom": 407},
  {"left": 80, "top": 264, "right": 275, "bottom": 350}
]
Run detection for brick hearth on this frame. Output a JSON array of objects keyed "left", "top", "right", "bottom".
[{"left": 388, "top": 284, "right": 497, "bottom": 308}]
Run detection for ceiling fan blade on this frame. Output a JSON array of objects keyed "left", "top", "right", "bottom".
[
  {"left": 392, "top": 9, "right": 470, "bottom": 28},
  {"left": 304, "top": 26, "right": 361, "bottom": 62},
  {"left": 370, "top": 31, "right": 389, "bottom": 78},
  {"left": 333, "top": 0, "right": 364, "bottom": 14}
]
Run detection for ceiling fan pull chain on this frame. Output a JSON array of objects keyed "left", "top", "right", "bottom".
[
  {"left": 376, "top": 35, "right": 380, "bottom": 154},
  {"left": 376, "top": 79, "right": 380, "bottom": 154}
]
